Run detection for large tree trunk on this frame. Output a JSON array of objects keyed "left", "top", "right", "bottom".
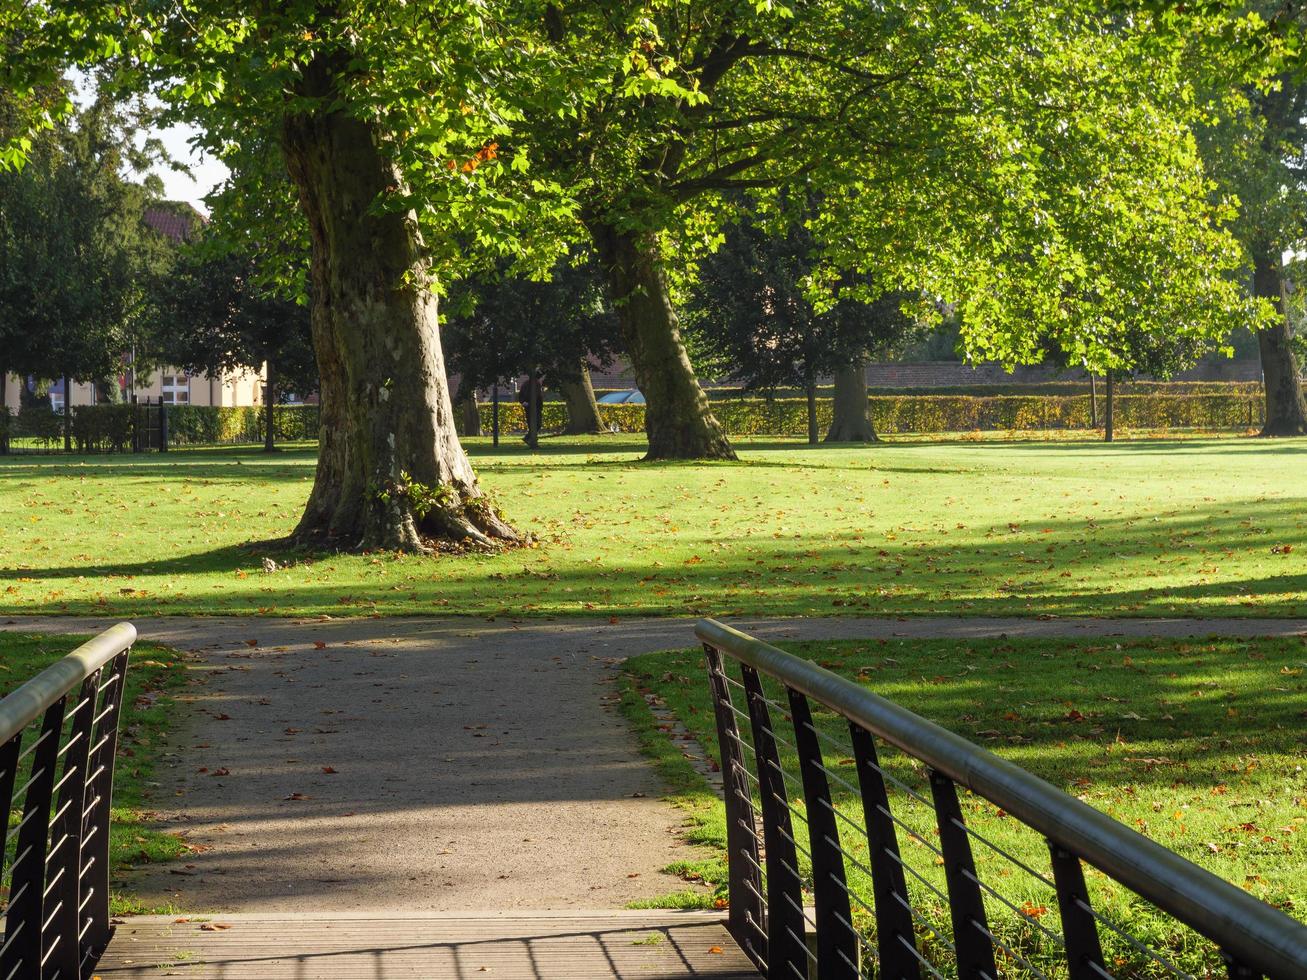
[
  {"left": 560, "top": 362, "right": 604, "bottom": 435},
  {"left": 588, "top": 222, "right": 735, "bottom": 460},
  {"left": 282, "top": 61, "right": 517, "bottom": 551},
  {"left": 1252, "top": 249, "right": 1307, "bottom": 436},
  {"left": 825, "top": 361, "right": 879, "bottom": 442}
]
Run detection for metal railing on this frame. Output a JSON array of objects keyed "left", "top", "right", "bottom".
[
  {"left": 1, "top": 624, "right": 136, "bottom": 980},
  {"left": 696, "top": 619, "right": 1307, "bottom": 980}
]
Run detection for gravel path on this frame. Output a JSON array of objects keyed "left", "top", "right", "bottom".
[{"left": 3, "top": 613, "right": 1302, "bottom": 913}]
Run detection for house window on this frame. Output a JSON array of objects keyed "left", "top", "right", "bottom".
[{"left": 161, "top": 374, "right": 190, "bottom": 405}]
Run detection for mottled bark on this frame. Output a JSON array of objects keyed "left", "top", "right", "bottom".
[
  {"left": 589, "top": 222, "right": 735, "bottom": 460},
  {"left": 560, "top": 362, "right": 604, "bottom": 435},
  {"left": 825, "top": 361, "right": 879, "bottom": 442},
  {"left": 1252, "top": 249, "right": 1307, "bottom": 436},
  {"left": 282, "top": 59, "right": 516, "bottom": 551}
]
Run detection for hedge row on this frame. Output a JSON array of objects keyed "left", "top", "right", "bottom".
[
  {"left": 687, "top": 380, "right": 1266, "bottom": 400},
  {"left": 470, "top": 393, "right": 1265, "bottom": 436},
  {"left": 0, "top": 393, "right": 1266, "bottom": 452},
  {"left": 0, "top": 405, "right": 321, "bottom": 452},
  {"left": 165, "top": 405, "right": 321, "bottom": 445}
]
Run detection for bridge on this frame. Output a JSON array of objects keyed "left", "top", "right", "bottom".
[{"left": 2, "top": 623, "right": 1305, "bottom": 979}]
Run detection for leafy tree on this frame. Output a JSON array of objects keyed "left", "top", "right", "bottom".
[
  {"left": 444, "top": 257, "right": 618, "bottom": 436},
  {"left": 686, "top": 210, "right": 916, "bottom": 443},
  {"left": 0, "top": 92, "right": 165, "bottom": 447},
  {"left": 148, "top": 244, "right": 316, "bottom": 451},
  {"left": 2, "top": 1, "right": 590, "bottom": 549},
  {"left": 533, "top": 2, "right": 1256, "bottom": 459}
]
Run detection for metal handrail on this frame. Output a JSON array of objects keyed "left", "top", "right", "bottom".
[
  {"left": 696, "top": 618, "right": 1307, "bottom": 979},
  {"left": 0, "top": 624, "right": 137, "bottom": 744},
  {"left": 1, "top": 623, "right": 137, "bottom": 980}
]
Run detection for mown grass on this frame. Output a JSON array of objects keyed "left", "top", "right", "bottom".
[
  {"left": 2, "top": 633, "right": 189, "bottom": 914},
  {"left": 2, "top": 433, "right": 1307, "bottom": 618},
  {"left": 620, "top": 635, "right": 1307, "bottom": 977}
]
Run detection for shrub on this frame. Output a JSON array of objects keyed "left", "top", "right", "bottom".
[{"left": 480, "top": 393, "right": 1264, "bottom": 436}]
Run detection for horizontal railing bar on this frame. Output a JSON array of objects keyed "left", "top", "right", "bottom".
[
  {"left": 697, "top": 618, "right": 1307, "bottom": 977},
  {"left": 898, "top": 926, "right": 950, "bottom": 980},
  {"left": 16, "top": 726, "right": 55, "bottom": 763},
  {"left": 1073, "top": 897, "right": 1193, "bottom": 979},
  {"left": 973, "top": 918, "right": 1052, "bottom": 980},
  {"left": 55, "top": 724, "right": 90, "bottom": 760},
  {"left": 948, "top": 815, "right": 1057, "bottom": 890},
  {"left": 960, "top": 865, "right": 1067, "bottom": 949},
  {"left": 91, "top": 702, "right": 117, "bottom": 728},
  {"left": 0, "top": 624, "right": 135, "bottom": 745}
]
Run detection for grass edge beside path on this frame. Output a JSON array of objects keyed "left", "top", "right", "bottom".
[{"left": 1, "top": 633, "right": 190, "bottom": 915}]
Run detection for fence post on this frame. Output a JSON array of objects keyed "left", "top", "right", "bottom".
[{"left": 159, "top": 396, "right": 169, "bottom": 452}]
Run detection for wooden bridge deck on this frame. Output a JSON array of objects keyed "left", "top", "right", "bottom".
[{"left": 94, "top": 910, "right": 762, "bottom": 979}]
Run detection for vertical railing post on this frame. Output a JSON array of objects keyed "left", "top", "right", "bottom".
[
  {"left": 1048, "top": 843, "right": 1106, "bottom": 980},
  {"left": 704, "top": 644, "right": 768, "bottom": 968},
  {"left": 850, "top": 724, "right": 920, "bottom": 979},
  {"left": 0, "top": 733, "right": 19, "bottom": 857},
  {"left": 788, "top": 689, "right": 858, "bottom": 980},
  {"left": 80, "top": 650, "right": 130, "bottom": 964},
  {"left": 930, "top": 769, "right": 998, "bottom": 979},
  {"left": 45, "top": 672, "right": 100, "bottom": 980},
  {"left": 741, "top": 664, "right": 810, "bottom": 980},
  {"left": 158, "top": 397, "right": 168, "bottom": 452},
  {"left": 1, "top": 697, "right": 68, "bottom": 980}
]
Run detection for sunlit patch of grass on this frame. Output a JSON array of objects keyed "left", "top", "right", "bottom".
[{"left": 2, "top": 435, "right": 1307, "bottom": 618}]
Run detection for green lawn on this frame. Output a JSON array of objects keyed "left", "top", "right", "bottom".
[
  {"left": 2, "top": 634, "right": 187, "bottom": 913},
  {"left": 1, "top": 433, "right": 1306, "bottom": 618},
  {"left": 621, "top": 635, "right": 1307, "bottom": 976}
]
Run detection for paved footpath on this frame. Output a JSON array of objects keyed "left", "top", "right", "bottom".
[{"left": 3, "top": 614, "right": 1303, "bottom": 914}]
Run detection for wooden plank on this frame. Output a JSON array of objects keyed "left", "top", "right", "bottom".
[{"left": 94, "top": 911, "right": 761, "bottom": 979}]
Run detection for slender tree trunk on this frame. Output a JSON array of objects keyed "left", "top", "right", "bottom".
[
  {"left": 263, "top": 358, "right": 277, "bottom": 453},
  {"left": 524, "top": 370, "right": 540, "bottom": 449},
  {"left": 282, "top": 57, "right": 516, "bottom": 551},
  {"left": 560, "top": 362, "right": 604, "bottom": 435},
  {"left": 456, "top": 385, "right": 482, "bottom": 437},
  {"left": 805, "top": 375, "right": 819, "bottom": 445},
  {"left": 825, "top": 361, "right": 879, "bottom": 442},
  {"left": 1104, "top": 369, "right": 1115, "bottom": 443},
  {"left": 0, "top": 368, "right": 8, "bottom": 455},
  {"left": 1088, "top": 372, "right": 1097, "bottom": 428},
  {"left": 1252, "top": 248, "right": 1307, "bottom": 436},
  {"left": 63, "top": 372, "right": 71, "bottom": 452},
  {"left": 588, "top": 221, "right": 735, "bottom": 460}
]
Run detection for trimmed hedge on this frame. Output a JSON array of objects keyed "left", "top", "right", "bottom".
[
  {"left": 0, "top": 404, "right": 322, "bottom": 452},
  {"left": 473, "top": 393, "right": 1264, "bottom": 437},
  {"left": 0, "top": 394, "right": 1266, "bottom": 452},
  {"left": 165, "top": 405, "right": 321, "bottom": 445}
]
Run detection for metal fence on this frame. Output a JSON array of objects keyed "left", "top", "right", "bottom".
[
  {"left": 696, "top": 619, "right": 1307, "bottom": 980},
  {"left": 1, "top": 624, "right": 136, "bottom": 980}
]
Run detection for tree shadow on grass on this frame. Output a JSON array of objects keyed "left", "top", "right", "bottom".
[{"left": 6, "top": 495, "right": 1307, "bottom": 619}]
